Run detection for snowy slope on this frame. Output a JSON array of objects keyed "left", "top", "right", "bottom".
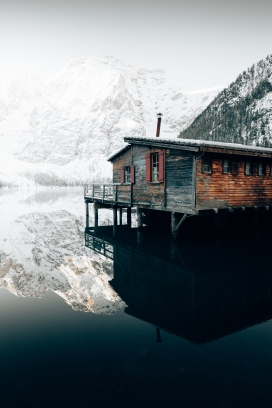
[
  {"left": 179, "top": 54, "right": 272, "bottom": 146},
  {"left": 0, "top": 56, "right": 223, "bottom": 186}
]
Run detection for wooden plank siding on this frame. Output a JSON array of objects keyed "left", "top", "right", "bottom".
[
  {"left": 113, "top": 149, "right": 131, "bottom": 183},
  {"left": 196, "top": 153, "right": 272, "bottom": 210},
  {"left": 132, "top": 145, "right": 165, "bottom": 206},
  {"left": 166, "top": 149, "right": 195, "bottom": 213}
]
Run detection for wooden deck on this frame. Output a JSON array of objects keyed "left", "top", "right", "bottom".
[{"left": 84, "top": 184, "right": 132, "bottom": 205}]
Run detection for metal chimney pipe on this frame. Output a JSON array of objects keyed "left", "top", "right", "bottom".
[{"left": 156, "top": 113, "right": 163, "bottom": 137}]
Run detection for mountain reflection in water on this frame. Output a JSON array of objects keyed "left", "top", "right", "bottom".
[
  {"left": 1, "top": 190, "right": 272, "bottom": 407},
  {"left": 85, "top": 225, "right": 272, "bottom": 344}
]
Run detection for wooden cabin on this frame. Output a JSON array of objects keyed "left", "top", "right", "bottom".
[{"left": 84, "top": 136, "right": 272, "bottom": 237}]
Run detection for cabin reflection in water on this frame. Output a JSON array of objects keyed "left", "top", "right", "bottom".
[{"left": 85, "top": 225, "right": 272, "bottom": 344}]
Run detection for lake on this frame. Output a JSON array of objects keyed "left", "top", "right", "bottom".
[{"left": 1, "top": 188, "right": 272, "bottom": 407}]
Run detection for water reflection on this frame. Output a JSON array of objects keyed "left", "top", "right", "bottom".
[
  {"left": 85, "top": 224, "right": 272, "bottom": 344},
  {"left": 0, "top": 189, "right": 124, "bottom": 314}
]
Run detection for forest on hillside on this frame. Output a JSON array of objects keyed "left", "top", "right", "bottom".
[{"left": 179, "top": 55, "right": 272, "bottom": 147}]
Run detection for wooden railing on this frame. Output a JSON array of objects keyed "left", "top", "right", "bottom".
[
  {"left": 85, "top": 232, "right": 114, "bottom": 259},
  {"left": 84, "top": 183, "right": 131, "bottom": 204}
]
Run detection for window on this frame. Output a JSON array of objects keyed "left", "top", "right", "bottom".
[
  {"left": 223, "top": 159, "right": 231, "bottom": 174},
  {"left": 151, "top": 153, "right": 159, "bottom": 182},
  {"left": 258, "top": 162, "right": 265, "bottom": 176},
  {"left": 146, "top": 151, "right": 164, "bottom": 182},
  {"left": 124, "top": 166, "right": 130, "bottom": 183},
  {"left": 120, "top": 165, "right": 135, "bottom": 183},
  {"left": 245, "top": 161, "right": 253, "bottom": 175},
  {"left": 203, "top": 158, "right": 211, "bottom": 173}
]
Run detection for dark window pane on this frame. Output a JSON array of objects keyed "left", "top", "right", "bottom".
[
  {"left": 245, "top": 161, "right": 252, "bottom": 175},
  {"left": 258, "top": 162, "right": 264, "bottom": 175},
  {"left": 223, "top": 159, "right": 230, "bottom": 174},
  {"left": 203, "top": 158, "right": 211, "bottom": 173},
  {"left": 125, "top": 166, "right": 130, "bottom": 183}
]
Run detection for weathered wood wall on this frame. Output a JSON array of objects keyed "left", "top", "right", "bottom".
[
  {"left": 113, "top": 149, "right": 131, "bottom": 183},
  {"left": 132, "top": 145, "right": 165, "bottom": 206},
  {"left": 165, "top": 149, "right": 194, "bottom": 212},
  {"left": 196, "top": 153, "right": 272, "bottom": 210},
  {"left": 112, "top": 145, "right": 195, "bottom": 210}
]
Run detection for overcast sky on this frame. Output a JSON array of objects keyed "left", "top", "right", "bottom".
[{"left": 0, "top": 0, "right": 271, "bottom": 91}]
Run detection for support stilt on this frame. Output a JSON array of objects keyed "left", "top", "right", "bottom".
[
  {"left": 119, "top": 208, "right": 123, "bottom": 226},
  {"left": 136, "top": 208, "right": 143, "bottom": 229},
  {"left": 113, "top": 207, "right": 117, "bottom": 237},
  {"left": 94, "top": 205, "right": 98, "bottom": 232},
  {"left": 86, "top": 202, "right": 89, "bottom": 228},
  {"left": 127, "top": 207, "right": 132, "bottom": 228},
  {"left": 137, "top": 228, "right": 143, "bottom": 246}
]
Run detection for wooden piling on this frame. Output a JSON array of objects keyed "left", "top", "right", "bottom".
[
  {"left": 136, "top": 208, "right": 143, "bottom": 229},
  {"left": 86, "top": 202, "right": 89, "bottom": 228},
  {"left": 94, "top": 206, "right": 98, "bottom": 232},
  {"left": 113, "top": 207, "right": 117, "bottom": 236},
  {"left": 127, "top": 207, "right": 132, "bottom": 228},
  {"left": 119, "top": 208, "right": 123, "bottom": 226}
]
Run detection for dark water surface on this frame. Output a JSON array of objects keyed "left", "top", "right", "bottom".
[{"left": 1, "top": 189, "right": 272, "bottom": 407}]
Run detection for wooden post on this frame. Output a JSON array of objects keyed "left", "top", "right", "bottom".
[
  {"left": 94, "top": 206, "right": 99, "bottom": 232},
  {"left": 115, "top": 185, "right": 118, "bottom": 204},
  {"left": 86, "top": 202, "right": 89, "bottom": 228},
  {"left": 137, "top": 228, "right": 143, "bottom": 246},
  {"left": 171, "top": 212, "right": 178, "bottom": 238},
  {"left": 119, "top": 208, "right": 123, "bottom": 225},
  {"left": 136, "top": 207, "right": 143, "bottom": 229},
  {"left": 127, "top": 207, "right": 132, "bottom": 228},
  {"left": 113, "top": 207, "right": 117, "bottom": 236}
]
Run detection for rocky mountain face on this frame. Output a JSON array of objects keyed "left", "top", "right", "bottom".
[
  {"left": 179, "top": 54, "right": 272, "bottom": 146},
  {"left": 0, "top": 56, "right": 222, "bottom": 186}
]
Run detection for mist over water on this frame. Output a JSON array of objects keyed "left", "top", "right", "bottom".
[{"left": 1, "top": 188, "right": 272, "bottom": 407}]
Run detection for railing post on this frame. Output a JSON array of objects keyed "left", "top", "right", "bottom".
[
  {"left": 102, "top": 184, "right": 105, "bottom": 203},
  {"left": 92, "top": 184, "right": 94, "bottom": 199}
]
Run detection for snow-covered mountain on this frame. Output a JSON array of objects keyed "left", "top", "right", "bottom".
[
  {"left": 179, "top": 54, "right": 272, "bottom": 145},
  {"left": 0, "top": 56, "right": 223, "bottom": 187}
]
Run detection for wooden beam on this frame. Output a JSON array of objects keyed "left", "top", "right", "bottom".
[
  {"left": 171, "top": 212, "right": 187, "bottom": 238},
  {"left": 174, "top": 214, "right": 187, "bottom": 233}
]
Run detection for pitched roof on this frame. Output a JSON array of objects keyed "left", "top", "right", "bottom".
[
  {"left": 107, "top": 136, "right": 272, "bottom": 161},
  {"left": 125, "top": 136, "right": 272, "bottom": 154}
]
